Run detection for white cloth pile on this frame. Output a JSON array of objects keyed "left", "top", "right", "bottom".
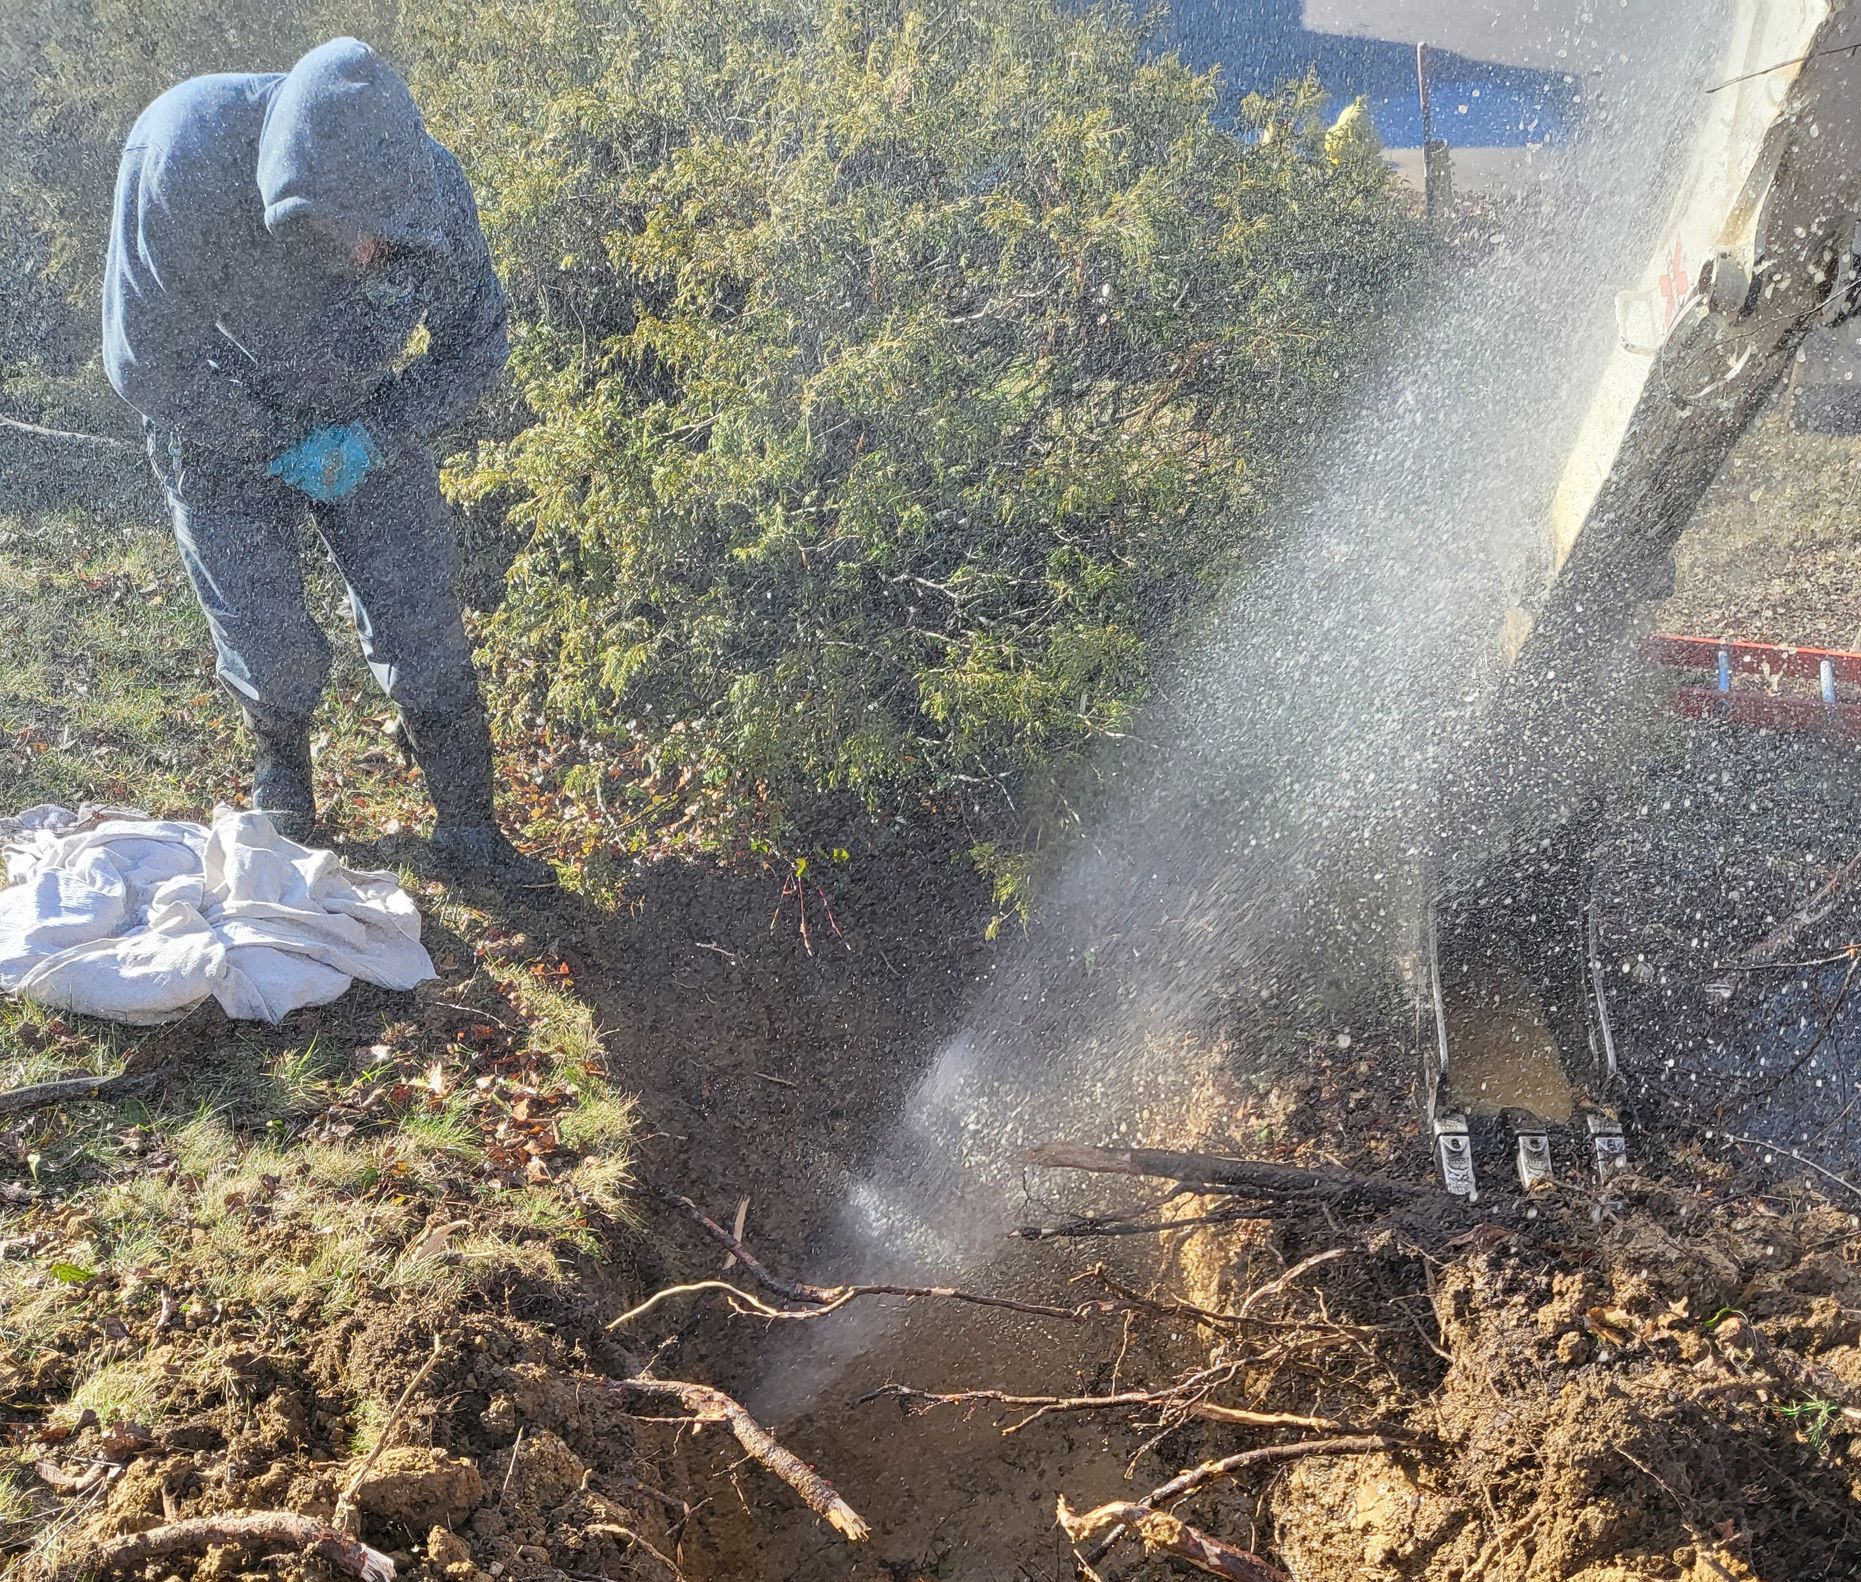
[{"left": 0, "top": 805, "right": 434, "bottom": 1024}]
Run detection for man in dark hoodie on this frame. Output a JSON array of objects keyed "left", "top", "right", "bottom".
[{"left": 102, "top": 36, "right": 550, "bottom": 887}]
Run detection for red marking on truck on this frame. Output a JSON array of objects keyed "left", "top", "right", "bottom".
[{"left": 1656, "top": 239, "right": 1692, "bottom": 332}]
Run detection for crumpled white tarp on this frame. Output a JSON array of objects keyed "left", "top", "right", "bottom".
[{"left": 0, "top": 804, "right": 435, "bottom": 1024}]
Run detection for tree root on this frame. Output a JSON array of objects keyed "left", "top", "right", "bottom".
[
  {"left": 636, "top": 1179, "right": 1144, "bottom": 1327},
  {"left": 857, "top": 1382, "right": 1355, "bottom": 1437},
  {"left": 1025, "top": 1142, "right": 1422, "bottom": 1205},
  {"left": 0, "top": 1066, "right": 168, "bottom": 1118},
  {"left": 1059, "top": 1498, "right": 1291, "bottom": 1581},
  {"left": 53, "top": 1512, "right": 395, "bottom": 1582},
  {"left": 1080, "top": 1435, "right": 1403, "bottom": 1562},
  {"left": 596, "top": 1375, "right": 870, "bottom": 1542}
]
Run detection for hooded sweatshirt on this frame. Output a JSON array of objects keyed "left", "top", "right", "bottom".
[{"left": 102, "top": 37, "right": 507, "bottom": 458}]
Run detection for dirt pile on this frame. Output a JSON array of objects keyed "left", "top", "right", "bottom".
[{"left": 11, "top": 1290, "right": 681, "bottom": 1582}]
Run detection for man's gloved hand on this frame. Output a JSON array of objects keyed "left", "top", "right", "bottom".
[{"left": 267, "top": 422, "right": 382, "bottom": 503}]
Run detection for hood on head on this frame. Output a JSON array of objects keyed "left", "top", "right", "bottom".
[{"left": 257, "top": 37, "right": 445, "bottom": 254}]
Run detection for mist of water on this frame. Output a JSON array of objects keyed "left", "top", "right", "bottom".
[{"left": 781, "top": 0, "right": 1741, "bottom": 1367}]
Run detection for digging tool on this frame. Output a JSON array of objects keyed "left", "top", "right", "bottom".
[{"left": 1424, "top": 0, "right": 1861, "bottom": 1196}]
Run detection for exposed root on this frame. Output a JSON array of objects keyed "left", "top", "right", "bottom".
[
  {"left": 1081, "top": 1436, "right": 1405, "bottom": 1563},
  {"left": 332, "top": 1337, "right": 443, "bottom": 1536},
  {"left": 639, "top": 1178, "right": 1148, "bottom": 1326},
  {"left": 585, "top": 1523, "right": 690, "bottom": 1580},
  {"left": 51, "top": 1512, "right": 395, "bottom": 1582},
  {"left": 597, "top": 1375, "right": 871, "bottom": 1542},
  {"left": 1025, "top": 1143, "right": 1424, "bottom": 1203},
  {"left": 856, "top": 1382, "right": 1357, "bottom": 1438},
  {"left": 1059, "top": 1497, "right": 1291, "bottom": 1581}
]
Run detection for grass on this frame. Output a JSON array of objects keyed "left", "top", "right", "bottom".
[
  {"left": 1779, "top": 1396, "right": 1842, "bottom": 1451},
  {"left": 0, "top": 503, "right": 644, "bottom": 1441}
]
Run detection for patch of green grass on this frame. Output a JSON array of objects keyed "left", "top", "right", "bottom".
[
  {"left": 62, "top": 1358, "right": 165, "bottom": 1428},
  {"left": 0, "top": 1463, "right": 41, "bottom": 1530},
  {"left": 1780, "top": 1396, "right": 1841, "bottom": 1450},
  {"left": 396, "top": 1096, "right": 482, "bottom": 1160},
  {"left": 0, "top": 513, "right": 224, "bottom": 812},
  {"left": 0, "top": 504, "right": 646, "bottom": 1448},
  {"left": 488, "top": 960, "right": 607, "bottom": 1084}
]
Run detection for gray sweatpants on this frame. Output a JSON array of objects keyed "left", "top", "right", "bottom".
[{"left": 147, "top": 426, "right": 483, "bottom": 730}]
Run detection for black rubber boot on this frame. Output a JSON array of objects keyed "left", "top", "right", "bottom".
[
  {"left": 245, "top": 710, "right": 316, "bottom": 845},
  {"left": 403, "top": 704, "right": 556, "bottom": 890}
]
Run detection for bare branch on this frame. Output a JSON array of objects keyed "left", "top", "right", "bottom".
[
  {"left": 597, "top": 1376, "right": 870, "bottom": 1543},
  {"left": 54, "top": 1512, "right": 395, "bottom": 1582}
]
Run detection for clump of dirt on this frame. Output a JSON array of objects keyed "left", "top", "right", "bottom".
[{"left": 12, "top": 1289, "right": 677, "bottom": 1582}]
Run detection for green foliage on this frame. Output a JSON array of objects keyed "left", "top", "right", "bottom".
[
  {"left": 410, "top": 0, "right": 1424, "bottom": 867},
  {"left": 1, "top": 0, "right": 1424, "bottom": 887}
]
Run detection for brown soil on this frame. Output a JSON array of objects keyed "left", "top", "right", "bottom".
[
  {"left": 14, "top": 413, "right": 1861, "bottom": 1582},
  {"left": 14, "top": 830, "right": 1861, "bottom": 1582}
]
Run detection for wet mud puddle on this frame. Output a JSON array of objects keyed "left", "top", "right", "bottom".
[{"left": 1441, "top": 953, "right": 1575, "bottom": 1122}]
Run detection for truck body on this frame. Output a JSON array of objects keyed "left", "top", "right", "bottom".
[{"left": 1421, "top": 0, "right": 1861, "bottom": 1196}]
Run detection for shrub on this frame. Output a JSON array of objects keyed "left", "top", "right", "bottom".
[{"left": 409, "top": 0, "right": 1424, "bottom": 881}]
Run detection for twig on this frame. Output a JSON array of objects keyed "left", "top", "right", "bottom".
[
  {"left": 1730, "top": 952, "right": 1861, "bottom": 1107},
  {"left": 1726, "top": 851, "right": 1861, "bottom": 962},
  {"left": 51, "top": 1513, "right": 394, "bottom": 1582},
  {"left": 500, "top": 1427, "right": 525, "bottom": 1505},
  {"left": 0, "top": 1065, "right": 169, "bottom": 1117},
  {"left": 586, "top": 1524, "right": 688, "bottom": 1580},
  {"left": 640, "top": 1180, "right": 1131, "bottom": 1326},
  {"left": 1720, "top": 1132, "right": 1861, "bottom": 1204},
  {"left": 333, "top": 1337, "right": 443, "bottom": 1535},
  {"left": 1082, "top": 1436, "right": 1400, "bottom": 1563},
  {"left": 724, "top": 1197, "right": 751, "bottom": 1268},
  {"left": 1706, "top": 39, "right": 1861, "bottom": 95},
  {"left": 0, "top": 413, "right": 139, "bottom": 450},
  {"left": 1235, "top": 1249, "right": 1351, "bottom": 1320},
  {"left": 596, "top": 1376, "right": 869, "bottom": 1542},
  {"left": 1058, "top": 1498, "right": 1290, "bottom": 1581},
  {"left": 416, "top": 997, "right": 521, "bottom": 1032},
  {"left": 855, "top": 1382, "right": 1352, "bottom": 1437}
]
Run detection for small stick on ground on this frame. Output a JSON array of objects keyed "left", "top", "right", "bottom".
[
  {"left": 1720, "top": 1132, "right": 1861, "bottom": 1204},
  {"left": 1727, "top": 849, "right": 1861, "bottom": 971},
  {"left": 723, "top": 1198, "right": 751, "bottom": 1269},
  {"left": 334, "top": 1338, "right": 443, "bottom": 1535},
  {"left": 1082, "top": 1435, "right": 1402, "bottom": 1563},
  {"left": 1059, "top": 1499, "right": 1290, "bottom": 1582},
  {"left": 1235, "top": 1249, "right": 1352, "bottom": 1320},
  {"left": 586, "top": 1524, "right": 688, "bottom": 1581},
  {"left": 52, "top": 1512, "right": 395, "bottom": 1582},
  {"left": 0, "top": 1065, "right": 168, "bottom": 1118},
  {"left": 598, "top": 1376, "right": 870, "bottom": 1542}
]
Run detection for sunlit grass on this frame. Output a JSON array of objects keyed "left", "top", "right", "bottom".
[
  {"left": 62, "top": 1358, "right": 164, "bottom": 1428},
  {"left": 0, "top": 505, "right": 644, "bottom": 1436}
]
